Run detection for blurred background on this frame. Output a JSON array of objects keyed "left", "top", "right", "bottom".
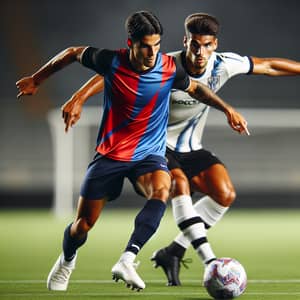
[{"left": 1, "top": 0, "right": 299, "bottom": 211}]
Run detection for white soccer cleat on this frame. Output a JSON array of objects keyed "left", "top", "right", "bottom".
[
  {"left": 111, "top": 260, "right": 146, "bottom": 291},
  {"left": 47, "top": 253, "right": 77, "bottom": 291}
]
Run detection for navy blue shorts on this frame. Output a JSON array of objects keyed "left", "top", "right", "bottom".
[
  {"left": 80, "top": 153, "right": 169, "bottom": 201},
  {"left": 166, "top": 148, "right": 224, "bottom": 180}
]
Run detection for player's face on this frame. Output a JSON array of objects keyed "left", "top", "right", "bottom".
[
  {"left": 184, "top": 34, "right": 217, "bottom": 74},
  {"left": 129, "top": 34, "right": 161, "bottom": 72}
]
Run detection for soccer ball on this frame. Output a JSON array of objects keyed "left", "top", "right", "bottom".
[{"left": 203, "top": 258, "right": 247, "bottom": 299}]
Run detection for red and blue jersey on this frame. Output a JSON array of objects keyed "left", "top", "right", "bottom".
[{"left": 81, "top": 47, "right": 189, "bottom": 161}]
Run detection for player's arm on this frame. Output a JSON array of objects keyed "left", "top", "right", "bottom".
[
  {"left": 186, "top": 79, "right": 250, "bottom": 135},
  {"left": 251, "top": 56, "right": 300, "bottom": 76},
  {"left": 16, "top": 46, "right": 87, "bottom": 98},
  {"left": 62, "top": 74, "right": 104, "bottom": 132}
]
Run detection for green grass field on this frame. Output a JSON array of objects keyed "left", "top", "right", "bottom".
[{"left": 0, "top": 208, "right": 300, "bottom": 300}]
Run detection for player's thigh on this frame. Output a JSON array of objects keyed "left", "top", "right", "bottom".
[
  {"left": 191, "top": 163, "right": 235, "bottom": 197},
  {"left": 129, "top": 154, "right": 171, "bottom": 201},
  {"left": 81, "top": 154, "right": 127, "bottom": 201}
]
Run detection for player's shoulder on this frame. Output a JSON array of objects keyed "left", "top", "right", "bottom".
[
  {"left": 166, "top": 50, "right": 182, "bottom": 58},
  {"left": 214, "top": 51, "right": 253, "bottom": 75},
  {"left": 82, "top": 47, "right": 118, "bottom": 61},
  {"left": 164, "top": 50, "right": 185, "bottom": 71},
  {"left": 216, "top": 51, "right": 249, "bottom": 63},
  {"left": 160, "top": 51, "right": 183, "bottom": 73}
]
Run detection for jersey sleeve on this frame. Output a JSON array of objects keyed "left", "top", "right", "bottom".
[
  {"left": 80, "top": 47, "right": 116, "bottom": 75},
  {"left": 220, "top": 52, "right": 253, "bottom": 77},
  {"left": 171, "top": 55, "right": 191, "bottom": 91}
]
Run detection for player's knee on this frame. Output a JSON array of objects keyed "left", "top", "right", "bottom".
[
  {"left": 73, "top": 217, "right": 95, "bottom": 236},
  {"left": 172, "top": 175, "right": 190, "bottom": 196},
  {"left": 152, "top": 186, "right": 170, "bottom": 202},
  {"left": 213, "top": 186, "right": 236, "bottom": 207}
]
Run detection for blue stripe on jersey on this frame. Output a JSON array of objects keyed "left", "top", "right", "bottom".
[
  {"left": 211, "top": 55, "right": 222, "bottom": 77},
  {"left": 174, "top": 106, "right": 209, "bottom": 152},
  {"left": 132, "top": 53, "right": 172, "bottom": 159},
  {"left": 174, "top": 117, "right": 196, "bottom": 151}
]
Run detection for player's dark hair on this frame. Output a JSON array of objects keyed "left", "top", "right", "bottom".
[
  {"left": 125, "top": 11, "right": 163, "bottom": 42},
  {"left": 184, "top": 13, "right": 219, "bottom": 36}
]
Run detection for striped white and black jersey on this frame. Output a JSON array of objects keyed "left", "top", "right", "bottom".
[{"left": 167, "top": 50, "right": 253, "bottom": 152}]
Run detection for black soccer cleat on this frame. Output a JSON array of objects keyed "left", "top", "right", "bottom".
[{"left": 151, "top": 248, "right": 191, "bottom": 286}]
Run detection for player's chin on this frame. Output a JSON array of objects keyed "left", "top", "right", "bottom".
[{"left": 144, "top": 59, "right": 156, "bottom": 68}]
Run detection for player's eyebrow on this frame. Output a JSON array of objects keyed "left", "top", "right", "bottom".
[{"left": 140, "top": 39, "right": 161, "bottom": 47}]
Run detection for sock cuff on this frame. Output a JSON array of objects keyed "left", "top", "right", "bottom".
[
  {"left": 204, "top": 196, "right": 228, "bottom": 212},
  {"left": 146, "top": 199, "right": 167, "bottom": 210},
  {"left": 172, "top": 194, "right": 197, "bottom": 225},
  {"left": 171, "top": 194, "right": 193, "bottom": 205},
  {"left": 194, "top": 196, "right": 229, "bottom": 227}
]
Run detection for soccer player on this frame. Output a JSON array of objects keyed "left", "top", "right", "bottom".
[
  {"left": 152, "top": 13, "right": 300, "bottom": 286},
  {"left": 16, "top": 11, "right": 249, "bottom": 292},
  {"left": 60, "top": 12, "right": 300, "bottom": 287},
  {"left": 150, "top": 13, "right": 300, "bottom": 286}
]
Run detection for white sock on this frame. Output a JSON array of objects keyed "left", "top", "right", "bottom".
[
  {"left": 194, "top": 196, "right": 229, "bottom": 227},
  {"left": 171, "top": 195, "right": 216, "bottom": 264},
  {"left": 196, "top": 242, "right": 216, "bottom": 264},
  {"left": 173, "top": 196, "right": 228, "bottom": 251},
  {"left": 119, "top": 251, "right": 136, "bottom": 263},
  {"left": 172, "top": 195, "right": 198, "bottom": 225},
  {"left": 172, "top": 195, "right": 202, "bottom": 249}
]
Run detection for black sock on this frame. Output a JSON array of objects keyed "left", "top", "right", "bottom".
[
  {"left": 166, "top": 241, "right": 186, "bottom": 259},
  {"left": 62, "top": 223, "right": 88, "bottom": 261},
  {"left": 125, "top": 199, "right": 166, "bottom": 254}
]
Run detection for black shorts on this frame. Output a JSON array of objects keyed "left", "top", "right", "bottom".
[
  {"left": 80, "top": 153, "right": 169, "bottom": 201},
  {"left": 166, "top": 148, "right": 224, "bottom": 180}
]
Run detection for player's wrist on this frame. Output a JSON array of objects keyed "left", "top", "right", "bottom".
[{"left": 32, "top": 73, "right": 43, "bottom": 86}]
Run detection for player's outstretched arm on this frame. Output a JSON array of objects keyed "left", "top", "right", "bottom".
[
  {"left": 16, "top": 46, "right": 87, "bottom": 99},
  {"left": 62, "top": 74, "right": 104, "bottom": 132},
  {"left": 252, "top": 57, "right": 300, "bottom": 76},
  {"left": 187, "top": 79, "right": 250, "bottom": 135}
]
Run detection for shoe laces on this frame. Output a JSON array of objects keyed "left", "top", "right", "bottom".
[
  {"left": 180, "top": 258, "right": 192, "bottom": 269},
  {"left": 52, "top": 264, "right": 72, "bottom": 282}
]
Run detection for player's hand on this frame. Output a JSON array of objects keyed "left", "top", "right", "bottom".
[
  {"left": 61, "top": 96, "right": 83, "bottom": 132},
  {"left": 226, "top": 109, "right": 250, "bottom": 136},
  {"left": 16, "top": 76, "right": 39, "bottom": 99}
]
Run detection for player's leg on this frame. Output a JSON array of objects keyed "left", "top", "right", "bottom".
[
  {"left": 191, "top": 163, "right": 235, "bottom": 225},
  {"left": 48, "top": 154, "right": 122, "bottom": 291},
  {"left": 173, "top": 163, "right": 235, "bottom": 244},
  {"left": 47, "top": 197, "right": 106, "bottom": 291},
  {"left": 152, "top": 150, "right": 230, "bottom": 285},
  {"left": 152, "top": 167, "right": 216, "bottom": 286},
  {"left": 112, "top": 156, "right": 170, "bottom": 290},
  {"left": 158, "top": 163, "right": 235, "bottom": 280}
]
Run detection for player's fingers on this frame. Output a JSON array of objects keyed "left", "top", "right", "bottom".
[
  {"left": 65, "top": 116, "right": 73, "bottom": 133},
  {"left": 239, "top": 120, "right": 250, "bottom": 136},
  {"left": 17, "top": 91, "right": 24, "bottom": 99},
  {"left": 65, "top": 114, "right": 77, "bottom": 132},
  {"left": 244, "top": 127, "right": 250, "bottom": 136},
  {"left": 65, "top": 122, "right": 69, "bottom": 133}
]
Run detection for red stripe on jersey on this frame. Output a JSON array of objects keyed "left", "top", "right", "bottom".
[
  {"left": 160, "top": 54, "right": 176, "bottom": 87},
  {"left": 97, "top": 92, "right": 160, "bottom": 160},
  {"left": 96, "top": 55, "right": 140, "bottom": 157}
]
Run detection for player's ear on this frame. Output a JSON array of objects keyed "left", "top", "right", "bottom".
[
  {"left": 183, "top": 36, "right": 187, "bottom": 48},
  {"left": 127, "top": 38, "right": 133, "bottom": 48},
  {"left": 213, "top": 37, "right": 218, "bottom": 50}
]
